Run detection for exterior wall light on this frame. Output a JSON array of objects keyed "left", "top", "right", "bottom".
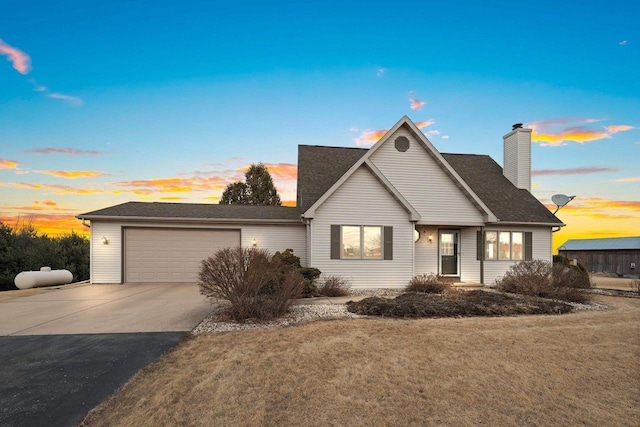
[
  {"left": 413, "top": 229, "right": 420, "bottom": 243},
  {"left": 428, "top": 234, "right": 433, "bottom": 243},
  {"left": 252, "top": 238, "right": 257, "bottom": 247},
  {"left": 101, "top": 236, "right": 109, "bottom": 245}
]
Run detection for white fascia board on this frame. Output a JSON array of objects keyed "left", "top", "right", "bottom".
[{"left": 402, "top": 118, "right": 498, "bottom": 223}]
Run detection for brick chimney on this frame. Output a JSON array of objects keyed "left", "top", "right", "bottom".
[{"left": 503, "top": 123, "right": 532, "bottom": 192}]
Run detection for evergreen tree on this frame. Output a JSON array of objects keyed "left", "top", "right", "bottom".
[{"left": 219, "top": 163, "right": 281, "bottom": 206}]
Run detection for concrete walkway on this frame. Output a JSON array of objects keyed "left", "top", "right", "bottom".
[{"left": 0, "top": 282, "right": 213, "bottom": 336}]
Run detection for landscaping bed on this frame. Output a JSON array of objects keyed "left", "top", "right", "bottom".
[{"left": 346, "top": 290, "right": 573, "bottom": 318}]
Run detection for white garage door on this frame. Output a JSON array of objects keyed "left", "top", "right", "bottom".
[{"left": 124, "top": 228, "right": 240, "bottom": 283}]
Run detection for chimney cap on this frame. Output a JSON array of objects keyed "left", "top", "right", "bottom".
[{"left": 512, "top": 123, "right": 523, "bottom": 130}]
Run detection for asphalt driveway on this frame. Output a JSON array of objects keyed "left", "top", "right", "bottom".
[{"left": 0, "top": 283, "right": 213, "bottom": 427}]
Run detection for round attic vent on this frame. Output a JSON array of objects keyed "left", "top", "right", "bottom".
[{"left": 395, "top": 136, "right": 410, "bottom": 152}]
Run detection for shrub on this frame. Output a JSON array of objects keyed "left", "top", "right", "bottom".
[
  {"left": 346, "top": 291, "right": 572, "bottom": 318},
  {"left": 272, "top": 249, "right": 322, "bottom": 298},
  {"left": 405, "top": 273, "right": 452, "bottom": 294},
  {"left": 496, "top": 260, "right": 590, "bottom": 303},
  {"left": 552, "top": 256, "right": 591, "bottom": 289},
  {"left": 198, "top": 247, "right": 303, "bottom": 322},
  {"left": 318, "top": 275, "right": 351, "bottom": 297}
]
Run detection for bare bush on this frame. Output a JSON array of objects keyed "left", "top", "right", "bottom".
[
  {"left": 496, "top": 260, "right": 590, "bottom": 303},
  {"left": 198, "top": 247, "right": 303, "bottom": 322},
  {"left": 318, "top": 275, "right": 351, "bottom": 297},
  {"left": 405, "top": 273, "right": 452, "bottom": 294}
]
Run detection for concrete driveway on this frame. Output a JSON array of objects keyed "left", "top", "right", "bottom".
[
  {"left": 0, "top": 282, "right": 213, "bottom": 336},
  {"left": 0, "top": 283, "right": 213, "bottom": 427}
]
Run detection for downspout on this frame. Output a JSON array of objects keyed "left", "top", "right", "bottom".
[
  {"left": 81, "top": 219, "right": 90, "bottom": 228},
  {"left": 479, "top": 225, "right": 485, "bottom": 285},
  {"left": 300, "top": 216, "right": 312, "bottom": 267}
]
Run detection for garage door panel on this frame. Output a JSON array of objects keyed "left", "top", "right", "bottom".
[{"left": 125, "top": 228, "right": 240, "bottom": 283}]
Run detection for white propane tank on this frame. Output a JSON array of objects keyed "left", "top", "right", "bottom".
[{"left": 14, "top": 267, "right": 73, "bottom": 290}]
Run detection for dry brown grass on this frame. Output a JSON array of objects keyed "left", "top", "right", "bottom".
[{"left": 81, "top": 296, "right": 640, "bottom": 427}]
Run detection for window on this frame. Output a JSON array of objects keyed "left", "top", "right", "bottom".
[
  {"left": 341, "top": 226, "right": 361, "bottom": 259},
  {"left": 331, "top": 225, "right": 391, "bottom": 260},
  {"left": 484, "top": 231, "right": 526, "bottom": 261},
  {"left": 485, "top": 231, "right": 497, "bottom": 260}
]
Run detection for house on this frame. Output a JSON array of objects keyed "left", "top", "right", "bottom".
[
  {"left": 77, "top": 116, "right": 563, "bottom": 287},
  {"left": 558, "top": 237, "right": 640, "bottom": 277}
]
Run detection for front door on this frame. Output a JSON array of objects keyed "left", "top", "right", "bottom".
[{"left": 439, "top": 230, "right": 459, "bottom": 276}]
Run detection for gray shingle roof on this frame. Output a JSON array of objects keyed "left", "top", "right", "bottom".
[
  {"left": 77, "top": 202, "right": 303, "bottom": 222},
  {"left": 441, "top": 153, "right": 562, "bottom": 224},
  {"left": 559, "top": 237, "right": 640, "bottom": 251},
  {"left": 296, "top": 145, "right": 367, "bottom": 211},
  {"left": 296, "top": 145, "right": 562, "bottom": 225}
]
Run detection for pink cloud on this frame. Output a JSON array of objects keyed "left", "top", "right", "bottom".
[
  {"left": 606, "top": 125, "right": 634, "bottom": 134},
  {"left": 48, "top": 93, "right": 83, "bottom": 106},
  {"left": 354, "top": 120, "right": 436, "bottom": 146},
  {"left": 442, "top": 135, "right": 450, "bottom": 139},
  {"left": 532, "top": 166, "right": 618, "bottom": 176},
  {"left": 409, "top": 98, "right": 425, "bottom": 110},
  {"left": 24, "top": 147, "right": 107, "bottom": 155},
  {"left": 0, "top": 39, "right": 31, "bottom": 74}
]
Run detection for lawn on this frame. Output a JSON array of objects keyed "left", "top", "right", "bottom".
[{"left": 80, "top": 295, "right": 639, "bottom": 427}]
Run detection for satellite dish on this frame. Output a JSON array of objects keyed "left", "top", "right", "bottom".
[{"left": 551, "top": 194, "right": 576, "bottom": 214}]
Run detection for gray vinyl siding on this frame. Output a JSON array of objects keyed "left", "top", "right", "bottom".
[
  {"left": 89, "top": 221, "right": 305, "bottom": 284},
  {"left": 460, "top": 227, "right": 482, "bottom": 283},
  {"left": 483, "top": 225, "right": 552, "bottom": 286},
  {"left": 90, "top": 222, "right": 123, "bottom": 284},
  {"left": 241, "top": 224, "right": 307, "bottom": 266},
  {"left": 414, "top": 226, "right": 438, "bottom": 275},
  {"left": 311, "top": 166, "right": 414, "bottom": 288},
  {"left": 503, "top": 129, "right": 532, "bottom": 191},
  {"left": 369, "top": 127, "right": 485, "bottom": 225}
]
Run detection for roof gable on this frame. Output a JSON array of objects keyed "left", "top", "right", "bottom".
[{"left": 302, "top": 116, "right": 496, "bottom": 223}]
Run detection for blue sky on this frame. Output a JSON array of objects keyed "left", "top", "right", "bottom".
[{"left": 1, "top": 0, "right": 638, "bottom": 249}]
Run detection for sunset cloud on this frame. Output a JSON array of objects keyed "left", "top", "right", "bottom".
[
  {"left": 36, "top": 199, "right": 58, "bottom": 206},
  {"left": 613, "top": 177, "right": 640, "bottom": 182},
  {"left": 532, "top": 166, "right": 618, "bottom": 176},
  {"left": 532, "top": 127, "right": 610, "bottom": 146},
  {"left": 113, "top": 176, "right": 229, "bottom": 193},
  {"left": 354, "top": 119, "right": 436, "bottom": 146},
  {"left": 264, "top": 163, "right": 297, "bottom": 181},
  {"left": 606, "top": 125, "right": 634, "bottom": 134},
  {"left": 33, "top": 170, "right": 109, "bottom": 179},
  {"left": 24, "top": 147, "right": 108, "bottom": 156},
  {"left": 409, "top": 98, "right": 425, "bottom": 110},
  {"left": 529, "top": 118, "right": 635, "bottom": 146},
  {"left": 0, "top": 159, "right": 18, "bottom": 169},
  {"left": 159, "top": 196, "right": 187, "bottom": 201},
  {"left": 47, "top": 93, "right": 83, "bottom": 106},
  {"left": 0, "top": 39, "right": 31, "bottom": 74},
  {"left": 0, "top": 214, "right": 87, "bottom": 237}
]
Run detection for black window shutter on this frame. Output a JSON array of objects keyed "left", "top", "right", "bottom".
[
  {"left": 476, "top": 230, "right": 484, "bottom": 260},
  {"left": 330, "top": 225, "right": 341, "bottom": 259},
  {"left": 524, "top": 232, "right": 533, "bottom": 261},
  {"left": 383, "top": 226, "right": 393, "bottom": 260}
]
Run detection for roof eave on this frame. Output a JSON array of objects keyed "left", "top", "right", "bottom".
[
  {"left": 75, "top": 215, "right": 304, "bottom": 225},
  {"left": 485, "top": 221, "right": 565, "bottom": 227}
]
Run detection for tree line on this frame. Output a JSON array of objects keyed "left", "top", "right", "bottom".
[{"left": 0, "top": 220, "right": 89, "bottom": 291}]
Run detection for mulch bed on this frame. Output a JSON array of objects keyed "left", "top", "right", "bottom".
[{"left": 346, "top": 290, "right": 573, "bottom": 318}]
